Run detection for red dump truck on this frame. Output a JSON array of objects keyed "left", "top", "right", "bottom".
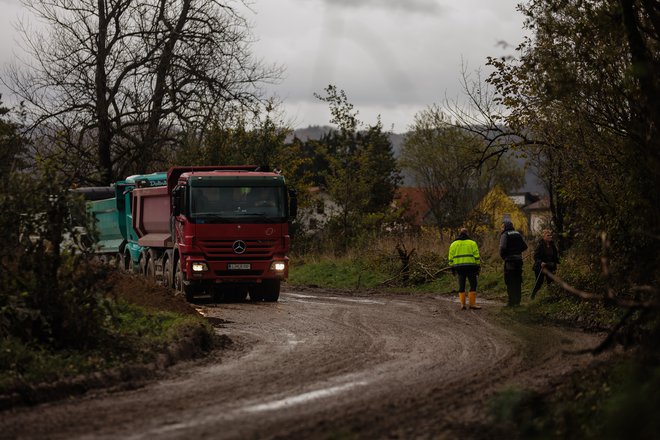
[{"left": 131, "top": 166, "right": 296, "bottom": 302}]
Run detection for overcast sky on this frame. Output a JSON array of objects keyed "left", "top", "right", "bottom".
[{"left": 0, "top": 0, "right": 527, "bottom": 133}]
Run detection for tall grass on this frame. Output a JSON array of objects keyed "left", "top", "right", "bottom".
[{"left": 289, "top": 228, "right": 540, "bottom": 301}]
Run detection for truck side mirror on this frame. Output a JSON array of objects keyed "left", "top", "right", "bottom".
[
  {"left": 172, "top": 187, "right": 182, "bottom": 217},
  {"left": 288, "top": 188, "right": 298, "bottom": 219}
]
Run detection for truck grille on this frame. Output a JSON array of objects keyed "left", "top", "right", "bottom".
[{"left": 198, "top": 239, "right": 277, "bottom": 261}]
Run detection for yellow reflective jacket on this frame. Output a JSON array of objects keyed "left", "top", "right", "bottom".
[{"left": 448, "top": 238, "right": 481, "bottom": 268}]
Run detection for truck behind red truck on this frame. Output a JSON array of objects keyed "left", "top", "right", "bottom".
[{"left": 131, "top": 166, "right": 296, "bottom": 302}]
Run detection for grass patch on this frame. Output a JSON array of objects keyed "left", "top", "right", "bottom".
[
  {"left": 0, "top": 299, "right": 210, "bottom": 394},
  {"left": 289, "top": 253, "right": 539, "bottom": 306},
  {"left": 289, "top": 258, "right": 389, "bottom": 289}
]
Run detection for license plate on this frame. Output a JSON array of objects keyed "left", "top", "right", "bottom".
[{"left": 228, "top": 263, "right": 251, "bottom": 270}]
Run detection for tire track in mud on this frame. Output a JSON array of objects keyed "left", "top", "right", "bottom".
[{"left": 0, "top": 288, "right": 603, "bottom": 440}]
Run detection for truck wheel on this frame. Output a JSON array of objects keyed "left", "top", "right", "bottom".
[
  {"left": 139, "top": 254, "right": 148, "bottom": 276},
  {"left": 175, "top": 262, "right": 195, "bottom": 302},
  {"left": 119, "top": 252, "right": 130, "bottom": 271},
  {"left": 215, "top": 286, "right": 248, "bottom": 303},
  {"left": 262, "top": 280, "right": 280, "bottom": 302},
  {"left": 249, "top": 289, "right": 264, "bottom": 302},
  {"left": 163, "top": 258, "right": 173, "bottom": 289},
  {"left": 146, "top": 257, "right": 156, "bottom": 279},
  {"left": 128, "top": 253, "right": 138, "bottom": 273},
  {"left": 250, "top": 281, "right": 280, "bottom": 302}
]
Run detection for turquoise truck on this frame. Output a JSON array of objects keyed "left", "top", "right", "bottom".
[{"left": 76, "top": 172, "right": 166, "bottom": 270}]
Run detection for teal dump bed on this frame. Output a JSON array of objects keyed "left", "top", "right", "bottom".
[
  {"left": 113, "top": 172, "right": 168, "bottom": 271},
  {"left": 88, "top": 197, "right": 123, "bottom": 254},
  {"left": 115, "top": 172, "right": 168, "bottom": 243}
]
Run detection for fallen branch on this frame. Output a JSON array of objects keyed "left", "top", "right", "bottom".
[
  {"left": 433, "top": 266, "right": 455, "bottom": 277},
  {"left": 542, "top": 269, "right": 659, "bottom": 309}
]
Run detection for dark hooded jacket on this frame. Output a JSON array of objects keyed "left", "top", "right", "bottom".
[
  {"left": 499, "top": 221, "right": 528, "bottom": 269},
  {"left": 533, "top": 239, "right": 559, "bottom": 273}
]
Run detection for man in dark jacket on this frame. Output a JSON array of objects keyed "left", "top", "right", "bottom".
[{"left": 499, "top": 220, "right": 528, "bottom": 306}]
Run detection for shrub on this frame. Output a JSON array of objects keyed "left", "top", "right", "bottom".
[{"left": 0, "top": 160, "right": 112, "bottom": 349}]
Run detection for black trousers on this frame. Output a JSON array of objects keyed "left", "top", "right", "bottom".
[
  {"left": 504, "top": 269, "right": 522, "bottom": 306},
  {"left": 455, "top": 266, "right": 478, "bottom": 292},
  {"left": 531, "top": 267, "right": 555, "bottom": 297}
]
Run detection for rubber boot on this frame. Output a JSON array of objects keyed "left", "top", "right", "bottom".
[
  {"left": 468, "top": 291, "right": 481, "bottom": 309},
  {"left": 459, "top": 292, "right": 466, "bottom": 310}
]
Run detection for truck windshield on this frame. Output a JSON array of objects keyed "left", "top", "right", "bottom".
[{"left": 190, "top": 186, "right": 285, "bottom": 221}]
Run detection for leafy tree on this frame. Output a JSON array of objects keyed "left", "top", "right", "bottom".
[
  {"left": 400, "top": 105, "right": 524, "bottom": 230},
  {"left": 314, "top": 85, "right": 402, "bottom": 251},
  {"left": 5, "top": 0, "right": 281, "bottom": 185},
  {"left": 486, "top": 0, "right": 659, "bottom": 287},
  {"left": 175, "top": 100, "right": 290, "bottom": 167}
]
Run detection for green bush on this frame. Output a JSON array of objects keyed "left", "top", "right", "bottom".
[{"left": 0, "top": 160, "right": 111, "bottom": 349}]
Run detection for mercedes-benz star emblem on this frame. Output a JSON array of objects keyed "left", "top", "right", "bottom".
[{"left": 232, "top": 240, "right": 246, "bottom": 254}]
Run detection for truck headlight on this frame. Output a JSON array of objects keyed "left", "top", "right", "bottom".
[
  {"left": 270, "top": 261, "right": 286, "bottom": 272},
  {"left": 191, "top": 262, "right": 208, "bottom": 272}
]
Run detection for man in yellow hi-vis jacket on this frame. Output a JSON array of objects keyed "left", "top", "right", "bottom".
[{"left": 448, "top": 228, "right": 481, "bottom": 310}]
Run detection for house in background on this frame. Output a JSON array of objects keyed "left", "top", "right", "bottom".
[
  {"left": 392, "top": 187, "right": 434, "bottom": 228},
  {"left": 298, "top": 187, "right": 340, "bottom": 232},
  {"left": 475, "top": 186, "right": 530, "bottom": 235},
  {"left": 524, "top": 196, "right": 552, "bottom": 235},
  {"left": 508, "top": 192, "right": 540, "bottom": 209}
]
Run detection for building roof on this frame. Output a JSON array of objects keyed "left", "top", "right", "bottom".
[
  {"left": 394, "top": 187, "right": 431, "bottom": 226},
  {"left": 524, "top": 196, "right": 551, "bottom": 211}
]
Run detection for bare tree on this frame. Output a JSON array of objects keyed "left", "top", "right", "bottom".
[
  {"left": 399, "top": 105, "right": 524, "bottom": 230},
  {"left": 5, "top": 0, "right": 281, "bottom": 184}
]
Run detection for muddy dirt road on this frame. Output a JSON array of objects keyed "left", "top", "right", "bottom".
[{"left": 0, "top": 287, "right": 605, "bottom": 439}]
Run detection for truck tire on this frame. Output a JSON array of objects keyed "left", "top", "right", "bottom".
[
  {"left": 214, "top": 286, "right": 248, "bottom": 303},
  {"left": 175, "top": 261, "right": 195, "bottom": 302},
  {"left": 249, "top": 287, "right": 264, "bottom": 302},
  {"left": 163, "top": 257, "right": 173, "bottom": 289},
  {"left": 146, "top": 257, "right": 156, "bottom": 279},
  {"left": 250, "top": 280, "right": 280, "bottom": 302},
  {"left": 118, "top": 252, "right": 131, "bottom": 272},
  {"left": 126, "top": 252, "right": 140, "bottom": 273},
  {"left": 139, "top": 253, "right": 148, "bottom": 276},
  {"left": 263, "top": 280, "right": 280, "bottom": 302}
]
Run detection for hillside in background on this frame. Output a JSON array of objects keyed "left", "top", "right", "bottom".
[{"left": 290, "top": 126, "right": 545, "bottom": 195}]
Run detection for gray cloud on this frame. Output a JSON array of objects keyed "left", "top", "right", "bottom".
[{"left": 323, "top": 0, "right": 442, "bottom": 14}]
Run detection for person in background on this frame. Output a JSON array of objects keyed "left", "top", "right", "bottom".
[
  {"left": 530, "top": 229, "right": 560, "bottom": 299},
  {"left": 499, "top": 221, "right": 528, "bottom": 307},
  {"left": 448, "top": 228, "right": 482, "bottom": 310}
]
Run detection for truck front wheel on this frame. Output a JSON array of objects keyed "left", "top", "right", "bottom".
[
  {"left": 250, "top": 280, "right": 280, "bottom": 302},
  {"left": 163, "top": 258, "right": 173, "bottom": 289},
  {"left": 175, "top": 262, "right": 195, "bottom": 302}
]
